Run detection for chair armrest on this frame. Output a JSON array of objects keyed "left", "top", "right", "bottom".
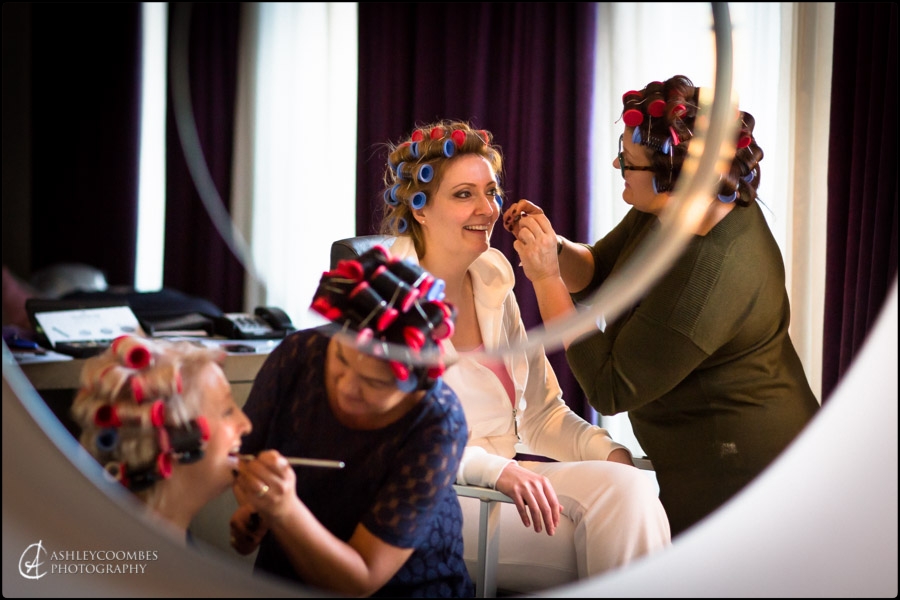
[{"left": 453, "top": 484, "right": 513, "bottom": 503}]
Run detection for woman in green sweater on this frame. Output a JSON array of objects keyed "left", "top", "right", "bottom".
[{"left": 505, "top": 74, "right": 820, "bottom": 537}]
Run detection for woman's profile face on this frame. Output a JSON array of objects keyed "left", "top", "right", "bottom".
[
  {"left": 194, "top": 363, "right": 252, "bottom": 495},
  {"left": 418, "top": 153, "right": 501, "bottom": 260},
  {"left": 615, "top": 128, "right": 670, "bottom": 215},
  {"left": 325, "top": 338, "right": 416, "bottom": 429}
]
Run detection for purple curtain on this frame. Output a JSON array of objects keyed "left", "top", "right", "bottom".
[
  {"left": 357, "top": 2, "right": 597, "bottom": 417},
  {"left": 823, "top": 3, "right": 899, "bottom": 403},
  {"left": 28, "top": 3, "right": 142, "bottom": 286},
  {"left": 163, "top": 3, "right": 243, "bottom": 312}
]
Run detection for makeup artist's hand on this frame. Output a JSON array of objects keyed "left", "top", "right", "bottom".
[
  {"left": 504, "top": 200, "right": 561, "bottom": 284},
  {"left": 502, "top": 199, "right": 545, "bottom": 238},
  {"left": 233, "top": 450, "right": 297, "bottom": 524}
]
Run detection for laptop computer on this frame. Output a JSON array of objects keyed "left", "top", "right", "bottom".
[{"left": 26, "top": 298, "right": 145, "bottom": 359}]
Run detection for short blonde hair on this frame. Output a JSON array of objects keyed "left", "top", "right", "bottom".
[{"left": 70, "top": 335, "right": 224, "bottom": 500}]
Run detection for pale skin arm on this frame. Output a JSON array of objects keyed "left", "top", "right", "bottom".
[
  {"left": 230, "top": 451, "right": 413, "bottom": 597},
  {"left": 494, "top": 462, "right": 561, "bottom": 535}
]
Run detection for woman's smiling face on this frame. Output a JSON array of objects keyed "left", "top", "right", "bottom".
[{"left": 417, "top": 153, "right": 502, "bottom": 260}]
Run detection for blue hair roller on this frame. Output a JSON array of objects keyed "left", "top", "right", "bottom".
[
  {"left": 652, "top": 176, "right": 660, "bottom": 194},
  {"left": 396, "top": 161, "right": 407, "bottom": 177},
  {"left": 410, "top": 191, "right": 427, "bottom": 210},
  {"left": 425, "top": 277, "right": 446, "bottom": 301},
  {"left": 661, "top": 138, "right": 671, "bottom": 154},
  {"left": 395, "top": 372, "right": 419, "bottom": 393},
  {"left": 410, "top": 142, "right": 420, "bottom": 158},
  {"left": 632, "top": 128, "right": 642, "bottom": 144},
  {"left": 494, "top": 194, "right": 503, "bottom": 208},
  {"left": 742, "top": 170, "right": 755, "bottom": 184},
  {"left": 96, "top": 428, "right": 118, "bottom": 452},
  {"left": 442, "top": 139, "right": 456, "bottom": 158},
  {"left": 384, "top": 186, "right": 399, "bottom": 206},
  {"left": 417, "top": 164, "right": 434, "bottom": 183},
  {"left": 396, "top": 217, "right": 408, "bottom": 233},
  {"left": 717, "top": 191, "right": 737, "bottom": 203}
]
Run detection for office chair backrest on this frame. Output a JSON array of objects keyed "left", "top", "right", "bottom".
[{"left": 330, "top": 235, "right": 396, "bottom": 269}]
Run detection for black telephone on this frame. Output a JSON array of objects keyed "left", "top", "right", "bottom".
[{"left": 214, "top": 306, "right": 295, "bottom": 340}]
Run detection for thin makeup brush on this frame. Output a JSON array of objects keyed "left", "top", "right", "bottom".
[{"left": 237, "top": 454, "right": 345, "bottom": 469}]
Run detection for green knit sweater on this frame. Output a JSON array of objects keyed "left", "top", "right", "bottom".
[{"left": 567, "top": 202, "right": 820, "bottom": 536}]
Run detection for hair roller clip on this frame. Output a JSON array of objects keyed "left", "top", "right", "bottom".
[
  {"left": 403, "top": 326, "right": 426, "bottom": 351},
  {"left": 149, "top": 399, "right": 166, "bottom": 428},
  {"left": 424, "top": 277, "right": 446, "bottom": 302},
  {"left": 156, "top": 452, "right": 173, "bottom": 478},
  {"left": 420, "top": 301, "right": 454, "bottom": 340},
  {"left": 426, "top": 362, "right": 446, "bottom": 379},
  {"left": 330, "top": 259, "right": 365, "bottom": 282},
  {"left": 195, "top": 416, "right": 210, "bottom": 441},
  {"left": 371, "top": 264, "right": 420, "bottom": 312},
  {"left": 632, "top": 128, "right": 643, "bottom": 145},
  {"left": 131, "top": 375, "right": 146, "bottom": 403},
  {"left": 387, "top": 260, "right": 435, "bottom": 298},
  {"left": 717, "top": 191, "right": 738, "bottom": 203},
  {"left": 349, "top": 282, "right": 398, "bottom": 331},
  {"left": 442, "top": 139, "right": 456, "bottom": 158},
  {"left": 668, "top": 126, "right": 680, "bottom": 146},
  {"left": 430, "top": 127, "right": 445, "bottom": 140},
  {"left": 95, "top": 428, "right": 119, "bottom": 453},
  {"left": 356, "top": 327, "right": 374, "bottom": 345},
  {"left": 410, "top": 191, "right": 427, "bottom": 210},
  {"left": 94, "top": 404, "right": 121, "bottom": 428},
  {"left": 111, "top": 336, "right": 153, "bottom": 370},
  {"left": 451, "top": 129, "right": 466, "bottom": 148},
  {"left": 390, "top": 361, "right": 419, "bottom": 392},
  {"left": 311, "top": 297, "right": 342, "bottom": 321}
]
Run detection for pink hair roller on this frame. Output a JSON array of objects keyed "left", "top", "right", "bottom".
[{"left": 112, "top": 335, "right": 153, "bottom": 369}]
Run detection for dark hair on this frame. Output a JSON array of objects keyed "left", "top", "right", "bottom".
[
  {"left": 621, "top": 75, "right": 764, "bottom": 207},
  {"left": 311, "top": 245, "right": 457, "bottom": 392},
  {"left": 378, "top": 119, "right": 505, "bottom": 258},
  {"left": 71, "top": 336, "right": 224, "bottom": 497}
]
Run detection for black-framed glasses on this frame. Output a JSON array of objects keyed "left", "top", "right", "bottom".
[{"left": 618, "top": 134, "right": 655, "bottom": 179}]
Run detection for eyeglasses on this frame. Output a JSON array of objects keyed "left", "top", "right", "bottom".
[{"left": 618, "top": 134, "right": 655, "bottom": 179}]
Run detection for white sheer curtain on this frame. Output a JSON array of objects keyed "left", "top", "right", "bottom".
[
  {"left": 591, "top": 2, "right": 833, "bottom": 452},
  {"left": 232, "top": 3, "right": 358, "bottom": 329}
]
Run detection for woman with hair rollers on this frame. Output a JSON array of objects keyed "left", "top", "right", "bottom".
[
  {"left": 71, "top": 335, "right": 252, "bottom": 543},
  {"left": 378, "top": 119, "right": 671, "bottom": 592},
  {"left": 506, "top": 75, "right": 820, "bottom": 537},
  {"left": 229, "top": 246, "right": 473, "bottom": 597}
]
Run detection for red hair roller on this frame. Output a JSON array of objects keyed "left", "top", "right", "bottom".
[
  {"left": 94, "top": 404, "right": 121, "bottom": 428},
  {"left": 156, "top": 452, "right": 173, "bottom": 479},
  {"left": 403, "top": 326, "right": 426, "bottom": 351},
  {"left": 195, "top": 416, "right": 210, "bottom": 441},
  {"left": 150, "top": 399, "right": 166, "bottom": 428},
  {"left": 648, "top": 99, "right": 666, "bottom": 118},
  {"left": 430, "top": 127, "right": 445, "bottom": 140},
  {"left": 451, "top": 129, "right": 466, "bottom": 148},
  {"left": 411, "top": 130, "right": 425, "bottom": 142}
]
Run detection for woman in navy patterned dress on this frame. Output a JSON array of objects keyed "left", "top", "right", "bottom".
[{"left": 230, "top": 247, "right": 473, "bottom": 597}]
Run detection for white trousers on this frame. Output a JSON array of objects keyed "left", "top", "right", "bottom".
[{"left": 459, "top": 460, "right": 671, "bottom": 594}]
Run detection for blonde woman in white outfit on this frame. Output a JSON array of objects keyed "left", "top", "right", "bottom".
[{"left": 377, "top": 120, "right": 671, "bottom": 593}]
